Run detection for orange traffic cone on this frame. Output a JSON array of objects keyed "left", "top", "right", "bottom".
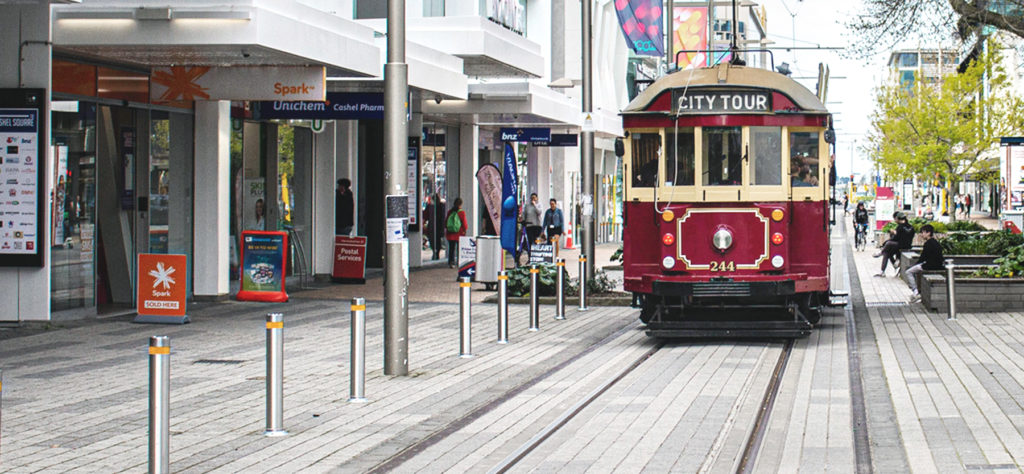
[{"left": 564, "top": 225, "right": 574, "bottom": 249}]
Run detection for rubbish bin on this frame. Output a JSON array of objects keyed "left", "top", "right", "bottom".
[{"left": 475, "top": 236, "right": 502, "bottom": 290}]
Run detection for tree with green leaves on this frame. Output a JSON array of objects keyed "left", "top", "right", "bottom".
[
  {"left": 867, "top": 40, "right": 1024, "bottom": 220},
  {"left": 847, "top": 0, "right": 1024, "bottom": 57}
]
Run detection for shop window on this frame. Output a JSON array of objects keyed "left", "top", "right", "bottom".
[
  {"left": 702, "top": 127, "right": 742, "bottom": 186},
  {"left": 631, "top": 133, "right": 661, "bottom": 188},
  {"left": 789, "top": 131, "right": 820, "bottom": 188},
  {"left": 664, "top": 127, "right": 694, "bottom": 186},
  {"left": 750, "top": 127, "right": 782, "bottom": 185}
]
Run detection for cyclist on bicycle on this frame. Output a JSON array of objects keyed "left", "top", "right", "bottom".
[{"left": 853, "top": 202, "right": 869, "bottom": 249}]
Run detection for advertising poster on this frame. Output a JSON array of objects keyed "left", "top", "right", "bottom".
[
  {"left": 875, "top": 187, "right": 895, "bottom": 230},
  {"left": 51, "top": 145, "right": 67, "bottom": 247},
  {"left": 0, "top": 91, "right": 44, "bottom": 267},
  {"left": 458, "top": 236, "right": 476, "bottom": 279},
  {"left": 243, "top": 178, "right": 266, "bottom": 231},
  {"left": 332, "top": 235, "right": 367, "bottom": 282},
  {"left": 476, "top": 164, "right": 502, "bottom": 234},
  {"left": 1009, "top": 143, "right": 1024, "bottom": 210},
  {"left": 135, "top": 253, "right": 190, "bottom": 324},
  {"left": 614, "top": 0, "right": 665, "bottom": 57},
  {"left": 673, "top": 7, "right": 708, "bottom": 70},
  {"left": 237, "top": 231, "right": 289, "bottom": 302},
  {"left": 500, "top": 143, "right": 519, "bottom": 254}
]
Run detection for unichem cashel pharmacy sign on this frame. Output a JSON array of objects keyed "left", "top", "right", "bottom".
[
  {"left": 671, "top": 88, "right": 773, "bottom": 115},
  {"left": 487, "top": 0, "right": 526, "bottom": 35}
]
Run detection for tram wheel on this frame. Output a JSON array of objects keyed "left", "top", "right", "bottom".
[
  {"left": 799, "top": 293, "right": 823, "bottom": 325},
  {"left": 638, "top": 295, "right": 658, "bottom": 324}
]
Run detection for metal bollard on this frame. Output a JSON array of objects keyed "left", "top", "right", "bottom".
[
  {"left": 946, "top": 259, "right": 957, "bottom": 321},
  {"left": 555, "top": 258, "right": 566, "bottom": 320},
  {"left": 459, "top": 277, "right": 473, "bottom": 358},
  {"left": 148, "top": 336, "right": 170, "bottom": 474},
  {"left": 264, "top": 313, "right": 287, "bottom": 436},
  {"left": 578, "top": 256, "right": 589, "bottom": 311},
  {"left": 349, "top": 298, "right": 367, "bottom": 403},
  {"left": 529, "top": 265, "right": 540, "bottom": 331},
  {"left": 497, "top": 271, "right": 509, "bottom": 344}
]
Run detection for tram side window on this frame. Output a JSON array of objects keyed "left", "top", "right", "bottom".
[
  {"left": 702, "top": 127, "right": 742, "bottom": 186},
  {"left": 789, "top": 132, "right": 820, "bottom": 187},
  {"left": 750, "top": 127, "right": 782, "bottom": 185},
  {"left": 664, "top": 127, "right": 695, "bottom": 186},
  {"left": 631, "top": 133, "right": 661, "bottom": 188}
]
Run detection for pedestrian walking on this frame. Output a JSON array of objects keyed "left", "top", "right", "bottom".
[
  {"left": 543, "top": 198, "right": 564, "bottom": 257},
  {"left": 445, "top": 197, "right": 467, "bottom": 268},
  {"left": 431, "top": 193, "right": 446, "bottom": 260},
  {"left": 523, "top": 193, "right": 542, "bottom": 246},
  {"left": 965, "top": 193, "right": 972, "bottom": 217},
  {"left": 336, "top": 178, "right": 354, "bottom": 236}
]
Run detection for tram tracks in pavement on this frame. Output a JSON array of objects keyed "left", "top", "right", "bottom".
[{"left": 735, "top": 340, "right": 795, "bottom": 473}]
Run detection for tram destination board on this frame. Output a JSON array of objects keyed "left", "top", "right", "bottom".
[
  {"left": 672, "top": 88, "right": 772, "bottom": 115},
  {"left": 0, "top": 88, "right": 46, "bottom": 267}
]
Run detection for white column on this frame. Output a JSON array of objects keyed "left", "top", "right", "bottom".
[
  {"left": 193, "top": 101, "right": 231, "bottom": 298},
  {"left": 537, "top": 146, "right": 551, "bottom": 203},
  {"left": 459, "top": 123, "right": 479, "bottom": 236},
  {"left": 336, "top": 121, "right": 359, "bottom": 234},
  {"left": 312, "top": 121, "right": 336, "bottom": 276},
  {"left": 0, "top": 3, "right": 50, "bottom": 321}
]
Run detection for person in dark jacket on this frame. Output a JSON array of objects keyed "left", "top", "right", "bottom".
[
  {"left": 904, "top": 224, "right": 943, "bottom": 302},
  {"left": 336, "top": 178, "right": 354, "bottom": 235},
  {"left": 542, "top": 198, "right": 565, "bottom": 257},
  {"left": 874, "top": 211, "right": 914, "bottom": 276},
  {"left": 431, "top": 193, "right": 446, "bottom": 260}
]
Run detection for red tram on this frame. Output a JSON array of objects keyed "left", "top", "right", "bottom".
[{"left": 621, "top": 63, "right": 833, "bottom": 338}]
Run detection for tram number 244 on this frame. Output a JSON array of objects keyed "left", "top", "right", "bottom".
[{"left": 709, "top": 261, "right": 736, "bottom": 272}]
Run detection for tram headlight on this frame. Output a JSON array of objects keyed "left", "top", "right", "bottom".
[
  {"left": 662, "top": 256, "right": 676, "bottom": 269},
  {"left": 772, "top": 232, "right": 784, "bottom": 245},
  {"left": 712, "top": 229, "right": 733, "bottom": 251},
  {"left": 662, "top": 233, "right": 675, "bottom": 246},
  {"left": 771, "top": 255, "right": 785, "bottom": 268}
]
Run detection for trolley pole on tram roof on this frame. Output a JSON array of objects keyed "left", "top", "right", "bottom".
[
  {"left": 581, "top": 0, "right": 596, "bottom": 281},
  {"left": 384, "top": 0, "right": 409, "bottom": 376}
]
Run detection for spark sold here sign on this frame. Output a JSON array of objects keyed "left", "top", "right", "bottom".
[{"left": 137, "top": 253, "right": 188, "bottom": 317}]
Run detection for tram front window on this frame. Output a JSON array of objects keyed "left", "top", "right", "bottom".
[
  {"left": 790, "top": 132, "right": 820, "bottom": 187},
  {"left": 631, "top": 132, "right": 661, "bottom": 188},
  {"left": 750, "top": 127, "right": 782, "bottom": 185},
  {"left": 702, "top": 127, "right": 742, "bottom": 186},
  {"left": 665, "top": 127, "right": 695, "bottom": 186}
]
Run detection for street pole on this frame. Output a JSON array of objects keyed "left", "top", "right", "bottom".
[
  {"left": 384, "top": 0, "right": 409, "bottom": 376},
  {"left": 581, "top": 0, "right": 596, "bottom": 281},
  {"left": 665, "top": 0, "right": 675, "bottom": 71}
]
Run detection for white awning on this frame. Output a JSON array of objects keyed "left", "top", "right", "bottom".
[
  {"left": 405, "top": 16, "right": 544, "bottom": 78},
  {"left": 53, "top": 0, "right": 380, "bottom": 78}
]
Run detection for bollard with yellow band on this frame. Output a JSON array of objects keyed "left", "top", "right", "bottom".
[
  {"left": 555, "top": 258, "right": 566, "bottom": 320},
  {"left": 264, "top": 313, "right": 287, "bottom": 436},
  {"left": 459, "top": 277, "right": 473, "bottom": 358},
  {"left": 350, "top": 298, "right": 368, "bottom": 402},
  {"left": 497, "top": 271, "right": 509, "bottom": 344},
  {"left": 529, "top": 265, "right": 540, "bottom": 331},
  {"left": 578, "top": 256, "right": 589, "bottom": 311},
  {"left": 148, "top": 336, "right": 170, "bottom": 474}
]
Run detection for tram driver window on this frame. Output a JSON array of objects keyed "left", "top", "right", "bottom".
[
  {"left": 702, "top": 127, "right": 742, "bottom": 186},
  {"left": 789, "top": 132, "right": 820, "bottom": 187},
  {"left": 750, "top": 127, "right": 782, "bottom": 185},
  {"left": 631, "top": 133, "right": 661, "bottom": 188},
  {"left": 664, "top": 127, "right": 695, "bottom": 186}
]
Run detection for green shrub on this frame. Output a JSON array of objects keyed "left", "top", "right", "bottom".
[
  {"left": 505, "top": 263, "right": 559, "bottom": 297},
  {"left": 570, "top": 270, "right": 619, "bottom": 296},
  {"left": 610, "top": 245, "right": 624, "bottom": 263},
  {"left": 947, "top": 220, "right": 986, "bottom": 231},
  {"left": 939, "top": 229, "right": 1024, "bottom": 255},
  {"left": 973, "top": 245, "right": 1024, "bottom": 278}
]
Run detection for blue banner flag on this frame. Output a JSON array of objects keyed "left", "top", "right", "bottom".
[
  {"left": 500, "top": 143, "right": 519, "bottom": 254},
  {"left": 614, "top": 0, "right": 664, "bottom": 57}
]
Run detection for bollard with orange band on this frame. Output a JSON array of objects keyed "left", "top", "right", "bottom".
[
  {"left": 578, "top": 256, "right": 589, "bottom": 312},
  {"left": 264, "top": 313, "right": 287, "bottom": 436},
  {"left": 349, "top": 298, "right": 367, "bottom": 402},
  {"left": 555, "top": 258, "right": 566, "bottom": 320},
  {"left": 529, "top": 265, "right": 540, "bottom": 331},
  {"left": 497, "top": 271, "right": 509, "bottom": 344},
  {"left": 148, "top": 336, "right": 170, "bottom": 474},
  {"left": 459, "top": 277, "right": 473, "bottom": 358}
]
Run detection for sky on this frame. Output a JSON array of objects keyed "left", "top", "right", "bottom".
[{"left": 754, "top": 0, "right": 889, "bottom": 179}]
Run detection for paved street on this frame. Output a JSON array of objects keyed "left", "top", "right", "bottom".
[{"left": 3, "top": 222, "right": 1024, "bottom": 472}]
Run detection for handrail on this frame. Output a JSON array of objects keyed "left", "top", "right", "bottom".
[{"left": 672, "top": 49, "right": 775, "bottom": 73}]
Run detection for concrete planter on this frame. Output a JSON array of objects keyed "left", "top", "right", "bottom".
[
  {"left": 898, "top": 251, "right": 998, "bottom": 280},
  {"left": 919, "top": 274, "right": 1024, "bottom": 312}
]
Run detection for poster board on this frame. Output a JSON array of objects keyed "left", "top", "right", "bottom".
[
  {"left": 0, "top": 88, "right": 46, "bottom": 266},
  {"left": 529, "top": 243, "right": 555, "bottom": 264},
  {"left": 408, "top": 136, "right": 420, "bottom": 230},
  {"left": 332, "top": 235, "right": 366, "bottom": 283},
  {"left": 875, "top": 187, "right": 895, "bottom": 230},
  {"left": 237, "top": 231, "right": 289, "bottom": 302},
  {"left": 134, "top": 253, "right": 190, "bottom": 324},
  {"left": 458, "top": 235, "right": 476, "bottom": 279}
]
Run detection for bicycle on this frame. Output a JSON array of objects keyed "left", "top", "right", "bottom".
[{"left": 853, "top": 222, "right": 868, "bottom": 252}]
